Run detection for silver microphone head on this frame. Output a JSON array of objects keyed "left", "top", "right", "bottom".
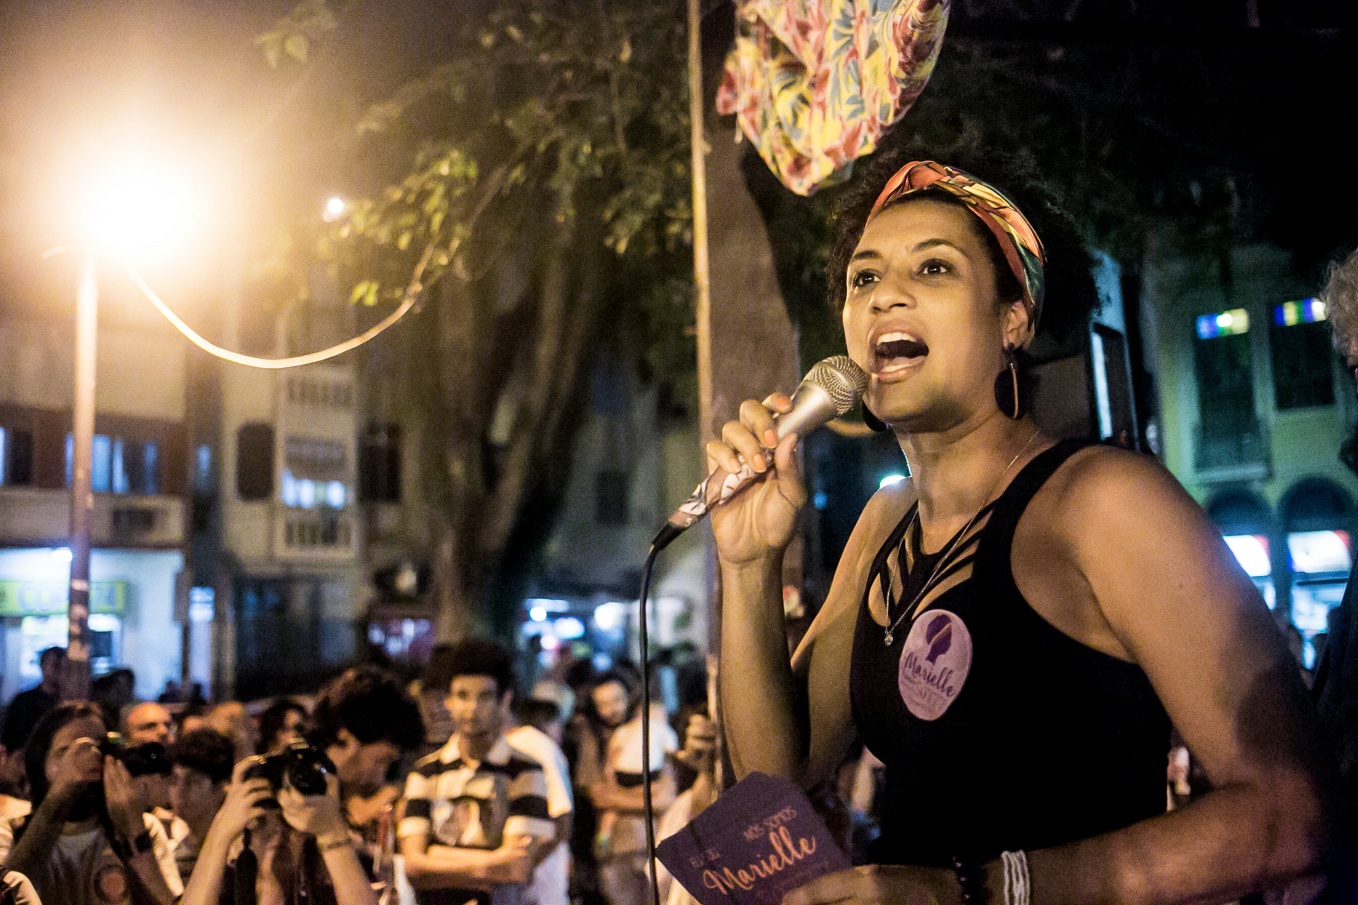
[
  {"left": 804, "top": 355, "right": 868, "bottom": 417},
  {"left": 775, "top": 356, "right": 869, "bottom": 440}
]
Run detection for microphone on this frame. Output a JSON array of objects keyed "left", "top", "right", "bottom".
[{"left": 651, "top": 356, "right": 868, "bottom": 553}]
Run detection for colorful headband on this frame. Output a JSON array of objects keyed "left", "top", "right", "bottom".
[{"left": 866, "top": 161, "right": 1046, "bottom": 332}]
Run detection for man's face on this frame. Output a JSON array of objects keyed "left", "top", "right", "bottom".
[
  {"left": 125, "top": 703, "right": 174, "bottom": 746},
  {"left": 591, "top": 681, "right": 631, "bottom": 729},
  {"left": 446, "top": 675, "right": 509, "bottom": 741},
  {"left": 39, "top": 652, "right": 66, "bottom": 688},
  {"left": 328, "top": 732, "right": 401, "bottom": 795},
  {"left": 169, "top": 765, "right": 224, "bottom": 828}
]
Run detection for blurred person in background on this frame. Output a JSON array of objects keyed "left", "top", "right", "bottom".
[
  {"left": 166, "top": 728, "right": 235, "bottom": 882},
  {"left": 204, "top": 701, "right": 259, "bottom": 764},
  {"left": 91, "top": 669, "right": 136, "bottom": 736},
  {"left": 1, "top": 647, "right": 65, "bottom": 758},
  {"left": 508, "top": 690, "right": 574, "bottom": 905},
  {"left": 576, "top": 669, "right": 676, "bottom": 905},
  {"left": 257, "top": 698, "right": 310, "bottom": 756},
  {"left": 399, "top": 639, "right": 555, "bottom": 905},
  {"left": 180, "top": 752, "right": 379, "bottom": 905},
  {"left": 415, "top": 645, "right": 457, "bottom": 759},
  {"left": 1, "top": 701, "right": 182, "bottom": 905},
  {"left": 123, "top": 703, "right": 174, "bottom": 748},
  {"left": 184, "top": 666, "right": 422, "bottom": 905}
]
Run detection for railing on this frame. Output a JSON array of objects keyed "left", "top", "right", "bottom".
[{"left": 1193, "top": 419, "right": 1271, "bottom": 481}]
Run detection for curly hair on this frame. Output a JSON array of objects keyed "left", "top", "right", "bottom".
[
  {"left": 1324, "top": 246, "right": 1358, "bottom": 354},
  {"left": 171, "top": 728, "right": 236, "bottom": 785},
  {"left": 826, "top": 140, "right": 1100, "bottom": 351},
  {"left": 309, "top": 665, "right": 424, "bottom": 753}
]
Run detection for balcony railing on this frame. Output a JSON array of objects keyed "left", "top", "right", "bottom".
[{"left": 1193, "top": 419, "right": 1271, "bottom": 481}]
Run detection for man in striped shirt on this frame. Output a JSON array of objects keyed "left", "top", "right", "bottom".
[{"left": 400, "top": 640, "right": 556, "bottom": 905}]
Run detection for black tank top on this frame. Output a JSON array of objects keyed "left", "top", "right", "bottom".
[{"left": 849, "top": 440, "right": 1170, "bottom": 866}]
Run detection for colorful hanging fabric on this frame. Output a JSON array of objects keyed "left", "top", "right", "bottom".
[{"left": 716, "top": 0, "right": 951, "bottom": 196}]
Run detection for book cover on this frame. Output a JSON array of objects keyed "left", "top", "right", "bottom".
[{"left": 655, "top": 772, "right": 850, "bottom": 905}]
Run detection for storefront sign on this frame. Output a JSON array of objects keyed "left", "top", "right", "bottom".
[{"left": 0, "top": 580, "right": 128, "bottom": 616}]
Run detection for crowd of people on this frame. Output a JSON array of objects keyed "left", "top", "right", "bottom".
[{"left": 0, "top": 638, "right": 756, "bottom": 905}]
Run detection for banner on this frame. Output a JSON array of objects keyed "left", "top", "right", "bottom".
[
  {"left": 0, "top": 580, "right": 128, "bottom": 617},
  {"left": 717, "top": 0, "right": 950, "bottom": 196}
]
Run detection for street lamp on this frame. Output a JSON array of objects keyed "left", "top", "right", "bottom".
[{"left": 61, "top": 156, "right": 197, "bottom": 701}]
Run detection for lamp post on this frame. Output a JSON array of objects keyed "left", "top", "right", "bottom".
[
  {"left": 62, "top": 251, "right": 99, "bottom": 701},
  {"left": 60, "top": 156, "right": 197, "bottom": 700}
]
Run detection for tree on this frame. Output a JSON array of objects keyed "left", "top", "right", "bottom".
[{"left": 261, "top": 0, "right": 697, "bottom": 638}]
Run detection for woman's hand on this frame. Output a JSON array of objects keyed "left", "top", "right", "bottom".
[
  {"left": 277, "top": 773, "right": 350, "bottom": 846},
  {"left": 103, "top": 755, "right": 146, "bottom": 840},
  {"left": 211, "top": 757, "right": 276, "bottom": 841},
  {"left": 783, "top": 865, "right": 964, "bottom": 905},
  {"left": 707, "top": 393, "right": 806, "bottom": 565},
  {"left": 47, "top": 736, "right": 102, "bottom": 807}
]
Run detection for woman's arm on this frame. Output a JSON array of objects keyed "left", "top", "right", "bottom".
[
  {"left": 104, "top": 757, "right": 179, "bottom": 905},
  {"left": 180, "top": 761, "right": 273, "bottom": 905},
  {"left": 1019, "top": 449, "right": 1334, "bottom": 903},
  {"left": 277, "top": 779, "right": 377, "bottom": 905},
  {"left": 2, "top": 791, "right": 72, "bottom": 878},
  {"left": 713, "top": 396, "right": 896, "bottom": 788}
]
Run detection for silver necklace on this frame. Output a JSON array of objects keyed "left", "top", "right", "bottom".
[{"left": 882, "top": 429, "right": 1042, "bottom": 647}]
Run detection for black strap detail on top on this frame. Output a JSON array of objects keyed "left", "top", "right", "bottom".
[
  {"left": 974, "top": 438, "right": 1091, "bottom": 590},
  {"left": 868, "top": 501, "right": 917, "bottom": 623}
]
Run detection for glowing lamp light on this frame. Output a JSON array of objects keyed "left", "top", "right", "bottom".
[
  {"left": 79, "top": 154, "right": 199, "bottom": 260},
  {"left": 323, "top": 196, "right": 346, "bottom": 222},
  {"left": 593, "top": 601, "right": 627, "bottom": 632},
  {"left": 530, "top": 606, "right": 548, "bottom": 623},
  {"left": 879, "top": 474, "right": 907, "bottom": 490},
  {"left": 51, "top": 547, "right": 73, "bottom": 564},
  {"left": 554, "top": 617, "right": 586, "bottom": 640}
]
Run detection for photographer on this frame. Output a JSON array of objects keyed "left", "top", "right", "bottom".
[
  {"left": 180, "top": 755, "right": 377, "bottom": 905},
  {"left": 181, "top": 667, "right": 422, "bottom": 905},
  {"left": 0, "top": 702, "right": 182, "bottom": 905}
]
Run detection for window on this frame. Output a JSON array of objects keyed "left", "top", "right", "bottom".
[
  {"left": 359, "top": 423, "right": 402, "bottom": 503},
  {"left": 236, "top": 423, "right": 275, "bottom": 501},
  {"left": 65, "top": 434, "right": 160, "bottom": 494},
  {"left": 1271, "top": 299, "right": 1334, "bottom": 410},
  {"left": 1194, "top": 308, "right": 1262, "bottom": 469},
  {"left": 0, "top": 427, "right": 33, "bottom": 486}
]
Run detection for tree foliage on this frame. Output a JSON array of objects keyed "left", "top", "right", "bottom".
[{"left": 262, "top": 0, "right": 698, "bottom": 635}]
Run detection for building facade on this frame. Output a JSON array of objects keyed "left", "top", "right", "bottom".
[
  {"left": 1143, "top": 242, "right": 1358, "bottom": 666},
  {"left": 0, "top": 306, "right": 193, "bottom": 703}
]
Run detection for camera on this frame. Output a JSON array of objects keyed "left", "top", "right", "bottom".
[
  {"left": 97, "top": 733, "right": 171, "bottom": 777},
  {"left": 243, "top": 740, "right": 335, "bottom": 796}
]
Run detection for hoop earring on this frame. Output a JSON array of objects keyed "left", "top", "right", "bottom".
[{"left": 994, "top": 346, "right": 1025, "bottom": 420}]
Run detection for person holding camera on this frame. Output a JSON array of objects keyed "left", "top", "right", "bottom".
[
  {"left": 179, "top": 752, "right": 380, "bottom": 905},
  {"left": 0, "top": 702, "right": 183, "bottom": 905},
  {"left": 181, "top": 667, "right": 422, "bottom": 905}
]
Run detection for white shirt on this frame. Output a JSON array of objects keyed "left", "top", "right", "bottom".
[{"left": 506, "top": 725, "right": 573, "bottom": 905}]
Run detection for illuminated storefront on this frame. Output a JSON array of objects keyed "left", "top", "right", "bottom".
[{"left": 0, "top": 547, "right": 184, "bottom": 700}]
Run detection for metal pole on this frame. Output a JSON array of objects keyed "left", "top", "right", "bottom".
[
  {"left": 63, "top": 251, "right": 98, "bottom": 701},
  {"left": 687, "top": 0, "right": 725, "bottom": 790},
  {"left": 688, "top": 0, "right": 712, "bottom": 441}
]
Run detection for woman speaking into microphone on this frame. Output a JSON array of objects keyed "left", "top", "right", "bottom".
[{"left": 708, "top": 150, "right": 1335, "bottom": 905}]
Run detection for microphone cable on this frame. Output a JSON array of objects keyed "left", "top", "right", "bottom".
[{"left": 636, "top": 538, "right": 664, "bottom": 905}]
